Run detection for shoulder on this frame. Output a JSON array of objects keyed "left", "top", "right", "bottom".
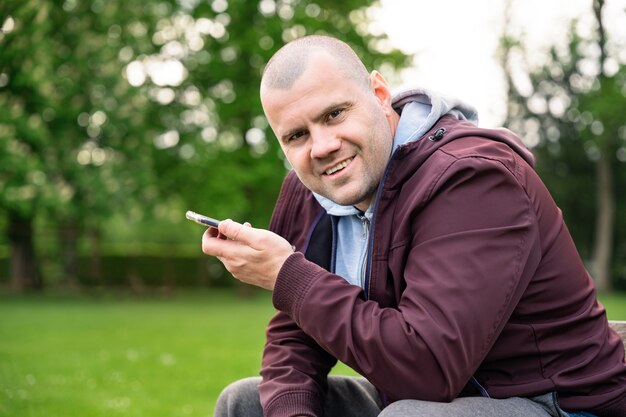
[
  {"left": 438, "top": 120, "right": 534, "bottom": 170},
  {"left": 391, "top": 120, "right": 536, "bottom": 208},
  {"left": 424, "top": 119, "right": 534, "bottom": 184}
]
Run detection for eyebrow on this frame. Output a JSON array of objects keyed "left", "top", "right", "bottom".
[{"left": 279, "top": 100, "right": 354, "bottom": 143}]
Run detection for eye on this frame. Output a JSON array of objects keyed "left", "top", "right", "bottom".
[
  {"left": 288, "top": 130, "right": 307, "bottom": 142},
  {"left": 327, "top": 109, "right": 343, "bottom": 121}
]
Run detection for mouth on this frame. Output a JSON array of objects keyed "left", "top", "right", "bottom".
[{"left": 324, "top": 157, "right": 354, "bottom": 175}]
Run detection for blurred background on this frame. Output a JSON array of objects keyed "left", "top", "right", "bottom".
[
  {"left": 1, "top": 0, "right": 626, "bottom": 415},
  {"left": 1, "top": 0, "right": 625, "bottom": 293}
]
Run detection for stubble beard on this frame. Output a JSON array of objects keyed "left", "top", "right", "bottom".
[{"left": 317, "top": 163, "right": 381, "bottom": 209}]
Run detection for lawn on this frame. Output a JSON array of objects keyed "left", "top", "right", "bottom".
[
  {"left": 0, "top": 290, "right": 278, "bottom": 417},
  {"left": 0, "top": 289, "right": 624, "bottom": 417}
]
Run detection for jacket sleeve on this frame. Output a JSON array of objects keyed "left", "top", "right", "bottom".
[
  {"left": 260, "top": 171, "right": 338, "bottom": 417},
  {"left": 260, "top": 311, "right": 337, "bottom": 417},
  {"left": 271, "top": 154, "right": 542, "bottom": 402}
]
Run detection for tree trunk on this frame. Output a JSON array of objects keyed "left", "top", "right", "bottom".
[
  {"left": 7, "top": 211, "right": 43, "bottom": 291},
  {"left": 591, "top": 149, "right": 614, "bottom": 292},
  {"left": 58, "top": 222, "right": 81, "bottom": 289},
  {"left": 589, "top": 0, "right": 614, "bottom": 292},
  {"left": 88, "top": 227, "right": 104, "bottom": 285}
]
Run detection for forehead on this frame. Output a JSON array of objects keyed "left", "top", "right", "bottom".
[{"left": 261, "top": 53, "right": 364, "bottom": 127}]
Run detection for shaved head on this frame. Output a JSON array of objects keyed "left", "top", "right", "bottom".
[
  {"left": 261, "top": 35, "right": 370, "bottom": 91},
  {"left": 259, "top": 35, "right": 400, "bottom": 210}
]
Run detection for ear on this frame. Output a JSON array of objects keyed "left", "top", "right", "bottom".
[{"left": 369, "top": 70, "right": 394, "bottom": 116}]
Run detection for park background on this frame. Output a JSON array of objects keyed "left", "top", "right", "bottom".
[{"left": 1, "top": 0, "right": 625, "bottom": 416}]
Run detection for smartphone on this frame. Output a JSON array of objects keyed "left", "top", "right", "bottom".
[{"left": 185, "top": 210, "right": 221, "bottom": 228}]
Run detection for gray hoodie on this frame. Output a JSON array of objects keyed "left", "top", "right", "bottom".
[{"left": 313, "top": 87, "right": 479, "bottom": 286}]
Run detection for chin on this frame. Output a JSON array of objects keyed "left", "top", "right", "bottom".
[{"left": 332, "top": 194, "right": 369, "bottom": 208}]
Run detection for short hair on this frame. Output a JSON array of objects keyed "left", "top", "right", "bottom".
[{"left": 261, "top": 35, "right": 370, "bottom": 90}]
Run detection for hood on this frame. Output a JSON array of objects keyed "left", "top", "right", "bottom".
[
  {"left": 391, "top": 87, "right": 479, "bottom": 148},
  {"left": 315, "top": 87, "right": 479, "bottom": 216}
]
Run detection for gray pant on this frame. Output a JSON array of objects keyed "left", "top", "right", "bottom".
[{"left": 213, "top": 376, "right": 570, "bottom": 417}]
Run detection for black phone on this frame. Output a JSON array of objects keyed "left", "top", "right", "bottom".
[{"left": 185, "top": 210, "right": 221, "bottom": 228}]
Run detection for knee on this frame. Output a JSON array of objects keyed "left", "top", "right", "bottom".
[
  {"left": 214, "top": 377, "right": 262, "bottom": 417},
  {"left": 379, "top": 400, "right": 431, "bottom": 417},
  {"left": 219, "top": 377, "right": 259, "bottom": 398}
]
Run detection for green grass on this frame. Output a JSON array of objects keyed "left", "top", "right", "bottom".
[
  {"left": 0, "top": 290, "right": 277, "bottom": 417},
  {"left": 0, "top": 290, "right": 624, "bottom": 417},
  {"left": 597, "top": 292, "right": 626, "bottom": 320}
]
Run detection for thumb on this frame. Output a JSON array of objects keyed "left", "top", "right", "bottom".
[{"left": 217, "top": 219, "right": 255, "bottom": 244}]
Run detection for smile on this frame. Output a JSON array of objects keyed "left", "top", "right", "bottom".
[{"left": 325, "top": 158, "right": 354, "bottom": 175}]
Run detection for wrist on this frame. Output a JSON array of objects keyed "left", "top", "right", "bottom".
[{"left": 272, "top": 252, "right": 323, "bottom": 321}]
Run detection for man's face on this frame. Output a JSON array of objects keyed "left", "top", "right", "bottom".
[{"left": 261, "top": 52, "right": 396, "bottom": 211}]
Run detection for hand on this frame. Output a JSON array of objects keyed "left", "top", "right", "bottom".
[{"left": 201, "top": 219, "right": 295, "bottom": 291}]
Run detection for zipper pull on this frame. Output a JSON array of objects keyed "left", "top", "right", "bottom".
[{"left": 359, "top": 215, "right": 369, "bottom": 239}]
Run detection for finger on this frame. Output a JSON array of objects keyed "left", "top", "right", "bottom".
[
  {"left": 218, "top": 219, "right": 259, "bottom": 245},
  {"left": 202, "top": 228, "right": 241, "bottom": 256},
  {"left": 203, "top": 225, "right": 226, "bottom": 243}
]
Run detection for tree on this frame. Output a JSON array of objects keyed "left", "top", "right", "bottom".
[
  {"left": 1, "top": 2, "right": 58, "bottom": 290},
  {"left": 1, "top": 0, "right": 411, "bottom": 290},
  {"left": 0, "top": 1, "right": 166, "bottom": 289},
  {"left": 500, "top": 0, "right": 626, "bottom": 291}
]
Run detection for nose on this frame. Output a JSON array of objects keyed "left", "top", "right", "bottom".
[{"left": 309, "top": 127, "right": 341, "bottom": 159}]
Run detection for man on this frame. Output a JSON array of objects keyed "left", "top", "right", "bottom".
[{"left": 202, "top": 35, "right": 626, "bottom": 417}]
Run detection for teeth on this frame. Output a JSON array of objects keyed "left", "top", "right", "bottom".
[{"left": 325, "top": 158, "right": 353, "bottom": 175}]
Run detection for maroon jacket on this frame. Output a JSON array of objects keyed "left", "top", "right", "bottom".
[{"left": 261, "top": 116, "right": 626, "bottom": 417}]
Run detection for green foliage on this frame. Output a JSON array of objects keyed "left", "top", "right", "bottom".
[
  {"left": 0, "top": 1, "right": 163, "bottom": 223},
  {"left": 0, "top": 0, "right": 411, "bottom": 287}
]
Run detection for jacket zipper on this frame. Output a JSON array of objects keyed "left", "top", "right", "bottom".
[
  {"left": 363, "top": 147, "right": 401, "bottom": 299},
  {"left": 357, "top": 214, "right": 370, "bottom": 288}
]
